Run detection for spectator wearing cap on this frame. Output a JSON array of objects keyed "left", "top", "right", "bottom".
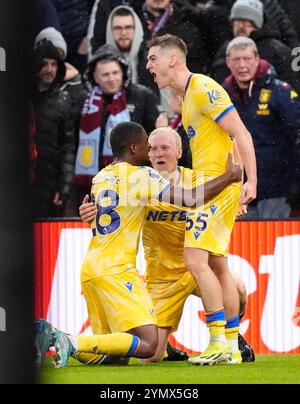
[
  {"left": 224, "top": 36, "right": 300, "bottom": 218},
  {"left": 31, "top": 41, "right": 76, "bottom": 217},
  {"left": 211, "top": 0, "right": 300, "bottom": 91},
  {"left": 74, "top": 44, "right": 162, "bottom": 204}
]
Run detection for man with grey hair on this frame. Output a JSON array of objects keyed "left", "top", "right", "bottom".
[
  {"left": 211, "top": 0, "right": 300, "bottom": 92},
  {"left": 224, "top": 36, "right": 300, "bottom": 218}
]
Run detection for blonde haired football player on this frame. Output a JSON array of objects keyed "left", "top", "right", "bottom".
[
  {"left": 79, "top": 127, "right": 250, "bottom": 364},
  {"left": 36, "top": 122, "right": 242, "bottom": 368}
]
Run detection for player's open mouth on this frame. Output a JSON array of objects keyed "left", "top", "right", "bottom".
[
  {"left": 151, "top": 72, "right": 157, "bottom": 82},
  {"left": 157, "top": 161, "right": 165, "bottom": 165}
]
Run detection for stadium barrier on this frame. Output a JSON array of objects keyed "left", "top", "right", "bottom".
[{"left": 35, "top": 220, "right": 300, "bottom": 355}]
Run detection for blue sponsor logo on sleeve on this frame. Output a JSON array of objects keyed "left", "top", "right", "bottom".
[{"left": 207, "top": 90, "right": 222, "bottom": 104}]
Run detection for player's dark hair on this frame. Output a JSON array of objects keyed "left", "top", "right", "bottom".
[
  {"left": 147, "top": 34, "right": 188, "bottom": 57},
  {"left": 110, "top": 122, "right": 145, "bottom": 157},
  {"left": 112, "top": 6, "right": 134, "bottom": 19}
]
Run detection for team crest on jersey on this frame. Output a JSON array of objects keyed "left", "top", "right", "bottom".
[
  {"left": 207, "top": 90, "right": 222, "bottom": 104},
  {"left": 259, "top": 89, "right": 272, "bottom": 103},
  {"left": 210, "top": 204, "right": 218, "bottom": 214},
  {"left": 290, "top": 90, "right": 298, "bottom": 100},
  {"left": 125, "top": 282, "right": 133, "bottom": 292},
  {"left": 187, "top": 125, "right": 196, "bottom": 140}
]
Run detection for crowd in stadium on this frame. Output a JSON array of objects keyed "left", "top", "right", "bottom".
[{"left": 30, "top": 0, "right": 300, "bottom": 219}]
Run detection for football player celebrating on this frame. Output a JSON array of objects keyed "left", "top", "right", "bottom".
[{"left": 36, "top": 122, "right": 242, "bottom": 368}]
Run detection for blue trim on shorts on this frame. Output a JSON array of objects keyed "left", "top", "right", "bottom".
[
  {"left": 126, "top": 335, "right": 139, "bottom": 357},
  {"left": 92, "top": 228, "right": 96, "bottom": 237},
  {"left": 215, "top": 105, "right": 235, "bottom": 124}
]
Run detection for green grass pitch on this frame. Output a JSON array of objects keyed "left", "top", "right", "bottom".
[{"left": 39, "top": 355, "right": 300, "bottom": 384}]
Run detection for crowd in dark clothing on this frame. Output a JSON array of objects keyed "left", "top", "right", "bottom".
[
  {"left": 30, "top": 0, "right": 300, "bottom": 218},
  {"left": 31, "top": 42, "right": 76, "bottom": 217}
]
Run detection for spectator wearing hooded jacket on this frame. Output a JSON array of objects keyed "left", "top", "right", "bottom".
[
  {"left": 91, "top": 1, "right": 208, "bottom": 79},
  {"left": 105, "top": 6, "right": 144, "bottom": 86},
  {"left": 223, "top": 37, "right": 300, "bottom": 218},
  {"left": 89, "top": 0, "right": 138, "bottom": 54},
  {"left": 74, "top": 44, "right": 162, "bottom": 203},
  {"left": 211, "top": 0, "right": 300, "bottom": 92},
  {"left": 31, "top": 41, "right": 76, "bottom": 217}
]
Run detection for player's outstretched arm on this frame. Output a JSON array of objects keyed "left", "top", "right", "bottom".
[
  {"left": 79, "top": 194, "right": 97, "bottom": 224},
  {"left": 162, "top": 154, "right": 242, "bottom": 207}
]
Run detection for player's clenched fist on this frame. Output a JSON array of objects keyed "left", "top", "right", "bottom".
[{"left": 79, "top": 195, "right": 97, "bottom": 224}]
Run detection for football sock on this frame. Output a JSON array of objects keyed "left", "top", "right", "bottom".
[
  {"left": 206, "top": 308, "right": 226, "bottom": 345},
  {"left": 76, "top": 333, "right": 140, "bottom": 357},
  {"left": 225, "top": 316, "right": 240, "bottom": 353}
]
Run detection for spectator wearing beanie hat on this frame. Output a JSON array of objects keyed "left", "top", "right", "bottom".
[
  {"left": 211, "top": 0, "right": 300, "bottom": 92},
  {"left": 204, "top": 0, "right": 298, "bottom": 63},
  {"left": 35, "top": 27, "right": 67, "bottom": 59},
  {"left": 34, "top": 28, "right": 86, "bottom": 123},
  {"left": 230, "top": 0, "right": 263, "bottom": 29},
  {"left": 34, "top": 27, "right": 88, "bottom": 215},
  {"left": 31, "top": 41, "right": 76, "bottom": 218}
]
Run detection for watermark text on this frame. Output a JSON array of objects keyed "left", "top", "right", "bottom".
[
  {"left": 292, "top": 47, "right": 300, "bottom": 72},
  {"left": 0, "top": 307, "right": 6, "bottom": 331},
  {"left": 0, "top": 47, "right": 6, "bottom": 71}
]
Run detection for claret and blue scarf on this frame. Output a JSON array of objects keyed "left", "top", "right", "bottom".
[{"left": 75, "top": 86, "right": 131, "bottom": 187}]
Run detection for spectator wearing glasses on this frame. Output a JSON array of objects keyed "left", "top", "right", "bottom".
[
  {"left": 211, "top": 0, "right": 300, "bottom": 91},
  {"left": 224, "top": 37, "right": 300, "bottom": 218},
  {"left": 106, "top": 5, "right": 144, "bottom": 85}
]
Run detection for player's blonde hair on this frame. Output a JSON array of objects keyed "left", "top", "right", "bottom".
[{"left": 149, "top": 127, "right": 182, "bottom": 150}]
